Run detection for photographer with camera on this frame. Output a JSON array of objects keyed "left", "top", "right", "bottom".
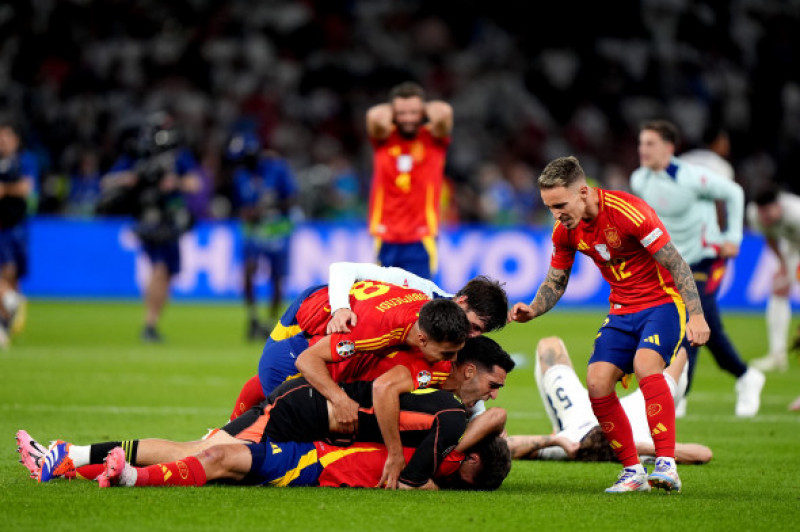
[{"left": 99, "top": 112, "right": 202, "bottom": 343}]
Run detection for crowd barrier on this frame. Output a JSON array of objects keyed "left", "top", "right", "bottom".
[{"left": 24, "top": 217, "right": 799, "bottom": 310}]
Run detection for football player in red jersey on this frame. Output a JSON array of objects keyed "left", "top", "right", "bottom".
[
  {"left": 509, "top": 156, "right": 709, "bottom": 494},
  {"left": 366, "top": 81, "right": 452, "bottom": 280},
  {"left": 22, "top": 337, "right": 514, "bottom": 491}
]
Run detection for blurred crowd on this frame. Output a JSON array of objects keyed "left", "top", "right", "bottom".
[{"left": 2, "top": 0, "right": 799, "bottom": 226}]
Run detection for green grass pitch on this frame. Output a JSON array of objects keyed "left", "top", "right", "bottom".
[{"left": 1, "top": 300, "right": 798, "bottom": 531}]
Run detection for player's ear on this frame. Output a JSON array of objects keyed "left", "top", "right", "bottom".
[
  {"left": 466, "top": 452, "right": 480, "bottom": 464},
  {"left": 465, "top": 363, "right": 476, "bottom": 379},
  {"left": 453, "top": 295, "right": 468, "bottom": 307}
]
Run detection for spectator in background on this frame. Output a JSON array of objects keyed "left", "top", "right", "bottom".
[
  {"left": 366, "top": 81, "right": 453, "bottom": 279},
  {"left": 631, "top": 119, "right": 764, "bottom": 418},
  {"left": 227, "top": 128, "right": 299, "bottom": 341},
  {"left": 747, "top": 185, "right": 800, "bottom": 375},
  {"left": 0, "top": 119, "right": 38, "bottom": 348},
  {"left": 65, "top": 147, "right": 102, "bottom": 218},
  {"left": 98, "top": 111, "right": 203, "bottom": 343}
]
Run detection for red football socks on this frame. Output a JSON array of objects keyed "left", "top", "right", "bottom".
[
  {"left": 134, "top": 457, "right": 207, "bottom": 487},
  {"left": 638, "top": 373, "right": 676, "bottom": 459},
  {"left": 590, "top": 393, "right": 639, "bottom": 467},
  {"left": 230, "top": 375, "right": 265, "bottom": 420}
]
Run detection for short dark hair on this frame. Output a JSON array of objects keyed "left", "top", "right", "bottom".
[
  {"left": 470, "top": 435, "right": 512, "bottom": 491},
  {"left": 455, "top": 276, "right": 508, "bottom": 333},
  {"left": 456, "top": 336, "right": 516, "bottom": 374},
  {"left": 753, "top": 185, "right": 780, "bottom": 207},
  {"left": 640, "top": 119, "right": 681, "bottom": 146},
  {"left": 389, "top": 81, "right": 426, "bottom": 101},
  {"left": 418, "top": 298, "right": 470, "bottom": 344},
  {"left": 538, "top": 156, "right": 586, "bottom": 190},
  {"left": 436, "top": 435, "right": 511, "bottom": 491},
  {"left": 574, "top": 425, "right": 617, "bottom": 462}
]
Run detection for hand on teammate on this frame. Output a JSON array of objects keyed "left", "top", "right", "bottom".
[
  {"left": 685, "top": 314, "right": 711, "bottom": 347},
  {"left": 330, "top": 395, "right": 360, "bottom": 434},
  {"left": 377, "top": 452, "right": 406, "bottom": 490},
  {"left": 327, "top": 308, "right": 357, "bottom": 334},
  {"left": 507, "top": 302, "right": 535, "bottom": 323}
]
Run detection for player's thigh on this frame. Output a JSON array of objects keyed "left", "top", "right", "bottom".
[
  {"left": 635, "top": 303, "right": 684, "bottom": 369},
  {"left": 590, "top": 314, "right": 639, "bottom": 376},
  {"left": 244, "top": 440, "right": 321, "bottom": 486},
  {"left": 258, "top": 333, "right": 308, "bottom": 395}
]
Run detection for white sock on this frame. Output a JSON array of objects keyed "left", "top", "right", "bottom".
[
  {"left": 119, "top": 463, "right": 138, "bottom": 487},
  {"left": 1, "top": 290, "right": 20, "bottom": 314},
  {"left": 766, "top": 296, "right": 790, "bottom": 357},
  {"left": 68, "top": 445, "right": 91, "bottom": 468},
  {"left": 629, "top": 463, "right": 646, "bottom": 474}
]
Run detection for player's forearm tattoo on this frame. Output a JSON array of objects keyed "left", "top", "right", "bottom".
[
  {"left": 530, "top": 267, "right": 571, "bottom": 317},
  {"left": 653, "top": 241, "right": 704, "bottom": 318}
]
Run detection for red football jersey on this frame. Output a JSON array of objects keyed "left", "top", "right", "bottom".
[
  {"left": 296, "top": 281, "right": 431, "bottom": 360},
  {"left": 329, "top": 349, "right": 452, "bottom": 390},
  {"left": 314, "top": 442, "right": 465, "bottom": 488},
  {"left": 550, "top": 188, "right": 682, "bottom": 314},
  {"left": 368, "top": 127, "right": 450, "bottom": 243}
]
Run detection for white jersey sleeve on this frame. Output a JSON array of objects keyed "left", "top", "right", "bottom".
[
  {"left": 537, "top": 364, "right": 597, "bottom": 444},
  {"left": 327, "top": 262, "right": 452, "bottom": 312},
  {"left": 679, "top": 162, "right": 745, "bottom": 246}
]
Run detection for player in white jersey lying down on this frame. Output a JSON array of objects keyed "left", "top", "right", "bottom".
[{"left": 506, "top": 337, "right": 712, "bottom": 465}]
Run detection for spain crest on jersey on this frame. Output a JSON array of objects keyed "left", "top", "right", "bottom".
[
  {"left": 604, "top": 227, "right": 622, "bottom": 248},
  {"left": 336, "top": 340, "right": 356, "bottom": 358}
]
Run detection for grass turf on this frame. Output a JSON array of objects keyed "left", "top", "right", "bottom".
[{"left": 1, "top": 300, "right": 799, "bottom": 531}]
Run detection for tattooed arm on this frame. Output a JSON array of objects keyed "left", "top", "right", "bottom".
[
  {"left": 508, "top": 266, "right": 571, "bottom": 323},
  {"left": 652, "top": 241, "right": 711, "bottom": 346}
]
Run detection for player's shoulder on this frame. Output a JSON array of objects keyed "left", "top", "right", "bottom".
[{"left": 600, "top": 189, "right": 654, "bottom": 228}]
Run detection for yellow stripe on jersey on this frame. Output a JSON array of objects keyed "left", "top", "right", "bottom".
[
  {"left": 422, "top": 235, "right": 438, "bottom": 275},
  {"left": 410, "top": 388, "right": 438, "bottom": 395},
  {"left": 604, "top": 193, "right": 646, "bottom": 221},
  {"left": 269, "top": 448, "right": 321, "bottom": 487},
  {"left": 269, "top": 323, "right": 303, "bottom": 343},
  {"left": 354, "top": 328, "right": 407, "bottom": 350},
  {"left": 604, "top": 194, "right": 646, "bottom": 227},
  {"left": 425, "top": 182, "right": 438, "bottom": 237},
  {"left": 369, "top": 186, "right": 384, "bottom": 233},
  {"left": 655, "top": 267, "right": 687, "bottom": 361},
  {"left": 318, "top": 446, "right": 382, "bottom": 469}
]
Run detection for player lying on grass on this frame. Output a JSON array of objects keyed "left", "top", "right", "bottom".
[
  {"left": 21, "top": 336, "right": 514, "bottom": 489},
  {"left": 506, "top": 337, "right": 712, "bottom": 465},
  {"left": 97, "top": 430, "right": 510, "bottom": 490},
  {"left": 231, "top": 267, "right": 508, "bottom": 420}
]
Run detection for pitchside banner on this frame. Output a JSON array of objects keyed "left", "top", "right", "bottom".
[{"left": 23, "top": 217, "right": 800, "bottom": 310}]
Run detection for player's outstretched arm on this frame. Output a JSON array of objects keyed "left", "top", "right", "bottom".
[
  {"left": 296, "top": 337, "right": 360, "bottom": 433},
  {"left": 372, "top": 366, "right": 416, "bottom": 490},
  {"left": 506, "top": 434, "right": 579, "bottom": 460},
  {"left": 455, "top": 408, "right": 507, "bottom": 453},
  {"left": 652, "top": 241, "right": 710, "bottom": 346},
  {"left": 635, "top": 441, "right": 712, "bottom": 465},
  {"left": 509, "top": 266, "right": 571, "bottom": 323}
]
